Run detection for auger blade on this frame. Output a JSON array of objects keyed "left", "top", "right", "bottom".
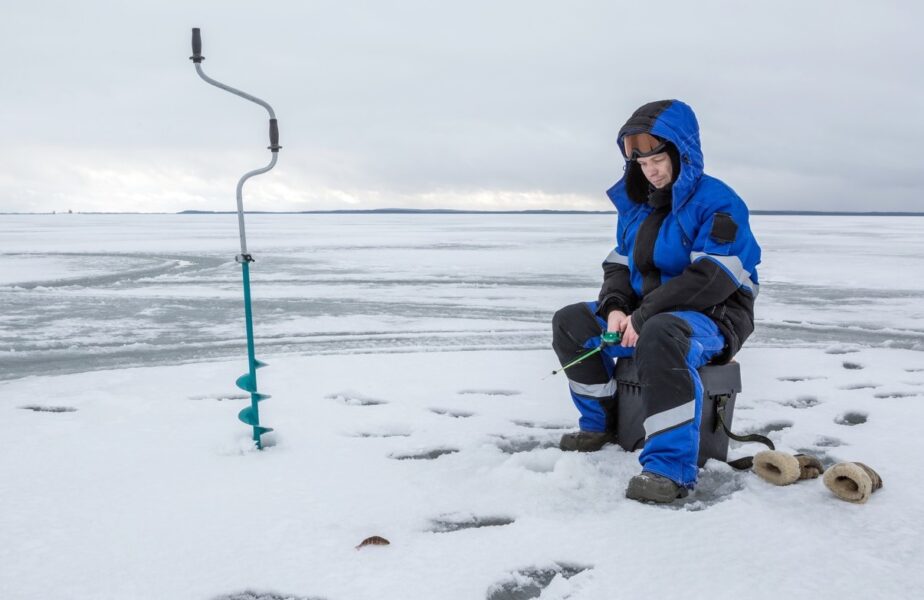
[
  {"left": 238, "top": 406, "right": 258, "bottom": 426},
  {"left": 252, "top": 392, "right": 271, "bottom": 402},
  {"left": 254, "top": 359, "right": 269, "bottom": 369},
  {"left": 254, "top": 426, "right": 274, "bottom": 435},
  {"left": 235, "top": 373, "right": 256, "bottom": 392}
]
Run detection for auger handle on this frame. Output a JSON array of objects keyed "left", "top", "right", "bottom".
[
  {"left": 190, "top": 28, "right": 204, "bottom": 63},
  {"left": 269, "top": 118, "right": 280, "bottom": 151}
]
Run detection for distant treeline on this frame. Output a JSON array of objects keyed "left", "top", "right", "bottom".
[
  {"left": 4, "top": 209, "right": 923, "bottom": 217},
  {"left": 177, "top": 208, "right": 615, "bottom": 215},
  {"left": 175, "top": 209, "right": 924, "bottom": 216}
]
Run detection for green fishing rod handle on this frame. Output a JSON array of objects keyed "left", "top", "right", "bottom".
[{"left": 602, "top": 331, "right": 622, "bottom": 344}]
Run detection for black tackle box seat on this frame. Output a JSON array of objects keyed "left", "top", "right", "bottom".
[{"left": 614, "top": 357, "right": 741, "bottom": 467}]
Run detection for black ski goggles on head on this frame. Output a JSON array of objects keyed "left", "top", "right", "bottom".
[{"left": 623, "top": 132, "right": 667, "bottom": 160}]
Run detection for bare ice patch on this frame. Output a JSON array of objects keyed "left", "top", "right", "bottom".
[
  {"left": 674, "top": 467, "right": 747, "bottom": 511},
  {"left": 390, "top": 448, "right": 459, "bottom": 460},
  {"left": 458, "top": 389, "right": 522, "bottom": 397},
  {"left": 874, "top": 391, "right": 920, "bottom": 398},
  {"left": 350, "top": 431, "right": 412, "bottom": 438},
  {"left": 18, "top": 405, "right": 77, "bottom": 413},
  {"left": 430, "top": 408, "right": 475, "bottom": 418},
  {"left": 835, "top": 411, "right": 868, "bottom": 426},
  {"left": 428, "top": 514, "right": 516, "bottom": 533},
  {"left": 779, "top": 395, "right": 821, "bottom": 409},
  {"left": 212, "top": 592, "right": 324, "bottom": 600},
  {"left": 840, "top": 383, "right": 881, "bottom": 390},
  {"left": 842, "top": 361, "right": 864, "bottom": 370},
  {"left": 746, "top": 421, "right": 794, "bottom": 437},
  {"left": 486, "top": 563, "right": 591, "bottom": 600},
  {"left": 777, "top": 376, "right": 826, "bottom": 382},
  {"left": 325, "top": 391, "right": 388, "bottom": 406},
  {"left": 815, "top": 435, "right": 845, "bottom": 448},
  {"left": 512, "top": 420, "right": 572, "bottom": 431},
  {"left": 188, "top": 393, "right": 250, "bottom": 401}
]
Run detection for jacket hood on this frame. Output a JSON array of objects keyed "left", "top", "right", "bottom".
[{"left": 611, "top": 99, "right": 705, "bottom": 209}]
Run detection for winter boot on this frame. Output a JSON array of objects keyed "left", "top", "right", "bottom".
[
  {"left": 796, "top": 454, "right": 824, "bottom": 480},
  {"left": 559, "top": 430, "right": 617, "bottom": 452},
  {"left": 753, "top": 451, "right": 824, "bottom": 486},
  {"left": 625, "top": 471, "right": 689, "bottom": 504},
  {"left": 823, "top": 462, "right": 883, "bottom": 504}
]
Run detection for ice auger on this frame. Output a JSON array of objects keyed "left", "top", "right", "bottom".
[{"left": 189, "top": 28, "right": 280, "bottom": 448}]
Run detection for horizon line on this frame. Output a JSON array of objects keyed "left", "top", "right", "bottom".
[{"left": 3, "top": 208, "right": 924, "bottom": 217}]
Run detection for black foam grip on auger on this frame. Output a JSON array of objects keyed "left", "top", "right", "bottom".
[
  {"left": 191, "top": 28, "right": 204, "bottom": 63},
  {"left": 269, "top": 118, "right": 281, "bottom": 151}
]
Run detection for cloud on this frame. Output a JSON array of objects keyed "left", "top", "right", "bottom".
[{"left": 0, "top": 1, "right": 920, "bottom": 212}]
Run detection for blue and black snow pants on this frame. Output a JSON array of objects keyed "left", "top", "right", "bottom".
[{"left": 551, "top": 301, "right": 725, "bottom": 487}]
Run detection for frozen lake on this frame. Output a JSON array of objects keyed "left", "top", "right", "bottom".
[
  {"left": 3, "top": 212, "right": 924, "bottom": 599},
  {"left": 1, "top": 213, "right": 923, "bottom": 381}
]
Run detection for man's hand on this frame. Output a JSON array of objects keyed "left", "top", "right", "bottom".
[
  {"left": 606, "top": 310, "right": 629, "bottom": 336},
  {"left": 621, "top": 316, "right": 639, "bottom": 347}
]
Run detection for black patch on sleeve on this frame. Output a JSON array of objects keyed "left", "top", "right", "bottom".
[{"left": 710, "top": 212, "right": 738, "bottom": 244}]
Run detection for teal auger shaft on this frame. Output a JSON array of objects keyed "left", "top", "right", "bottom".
[
  {"left": 548, "top": 331, "right": 622, "bottom": 377},
  {"left": 191, "top": 28, "right": 279, "bottom": 448},
  {"left": 237, "top": 261, "right": 272, "bottom": 448}
]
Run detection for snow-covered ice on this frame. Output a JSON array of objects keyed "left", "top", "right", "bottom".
[{"left": 1, "top": 213, "right": 923, "bottom": 599}]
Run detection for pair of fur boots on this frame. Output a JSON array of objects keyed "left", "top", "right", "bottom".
[{"left": 752, "top": 450, "right": 882, "bottom": 504}]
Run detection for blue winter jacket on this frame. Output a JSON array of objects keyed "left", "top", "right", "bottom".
[{"left": 598, "top": 99, "right": 761, "bottom": 362}]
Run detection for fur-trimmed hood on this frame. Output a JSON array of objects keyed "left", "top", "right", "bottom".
[{"left": 609, "top": 99, "right": 705, "bottom": 209}]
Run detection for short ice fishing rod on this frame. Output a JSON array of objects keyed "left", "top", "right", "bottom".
[
  {"left": 546, "top": 331, "right": 622, "bottom": 378},
  {"left": 190, "top": 28, "right": 281, "bottom": 449}
]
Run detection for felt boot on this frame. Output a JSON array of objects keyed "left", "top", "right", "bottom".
[
  {"left": 823, "top": 462, "right": 883, "bottom": 504},
  {"left": 796, "top": 454, "right": 824, "bottom": 480},
  {"left": 753, "top": 451, "right": 825, "bottom": 485},
  {"left": 753, "top": 450, "right": 801, "bottom": 486}
]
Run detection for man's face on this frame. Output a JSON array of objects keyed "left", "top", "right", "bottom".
[
  {"left": 636, "top": 152, "right": 673, "bottom": 189},
  {"left": 636, "top": 152, "right": 674, "bottom": 189}
]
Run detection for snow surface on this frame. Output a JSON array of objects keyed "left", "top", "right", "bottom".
[{"left": 1, "top": 214, "right": 923, "bottom": 599}]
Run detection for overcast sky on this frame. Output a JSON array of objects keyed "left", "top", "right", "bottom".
[{"left": 1, "top": 1, "right": 920, "bottom": 213}]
